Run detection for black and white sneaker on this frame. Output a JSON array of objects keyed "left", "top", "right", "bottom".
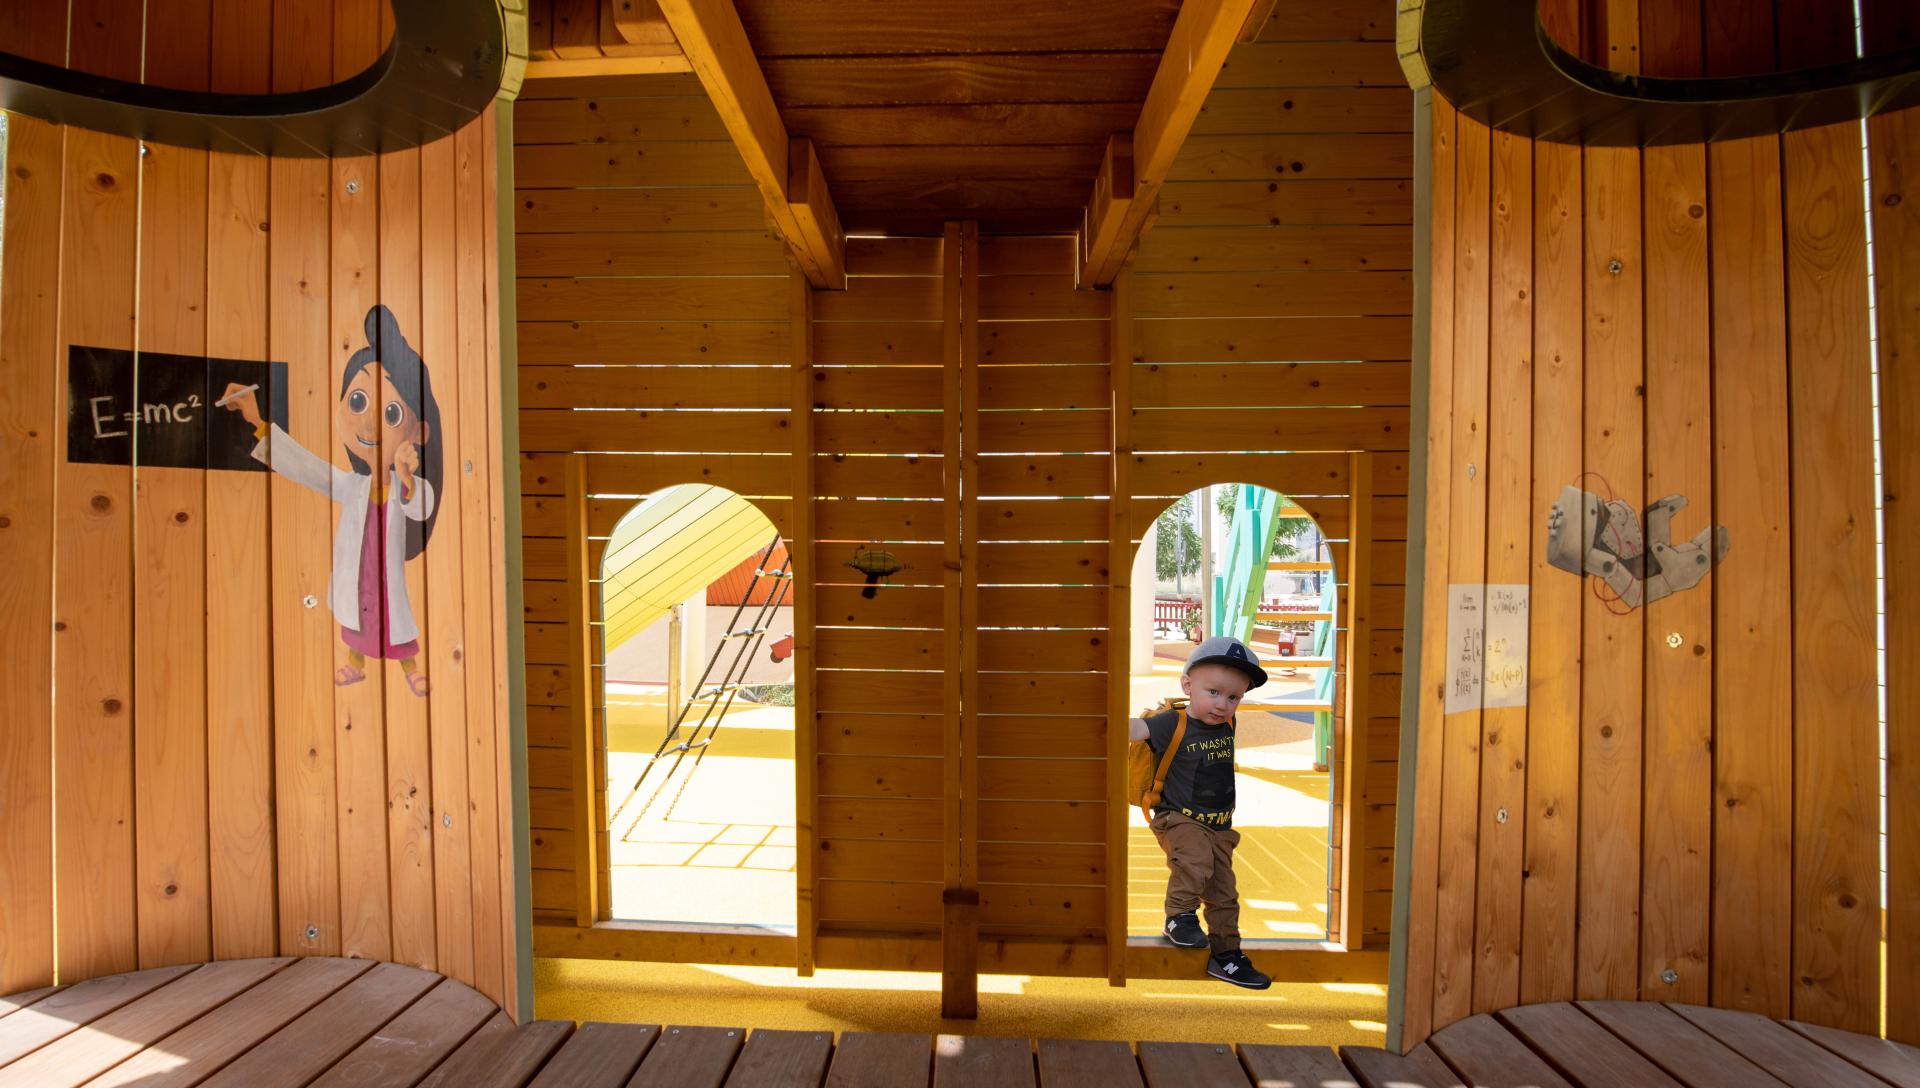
[
  {"left": 1163, "top": 911, "right": 1208, "bottom": 948},
  {"left": 1207, "top": 950, "right": 1272, "bottom": 990}
]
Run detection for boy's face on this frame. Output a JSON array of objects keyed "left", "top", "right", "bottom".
[{"left": 1180, "top": 663, "right": 1250, "bottom": 724}]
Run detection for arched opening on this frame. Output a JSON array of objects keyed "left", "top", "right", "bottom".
[
  {"left": 1128, "top": 482, "right": 1338, "bottom": 944},
  {"left": 599, "top": 483, "right": 797, "bottom": 929}
]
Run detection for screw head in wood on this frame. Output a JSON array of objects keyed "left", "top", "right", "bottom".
[
  {"left": 1495, "top": 807, "right": 1509, "bottom": 824},
  {"left": 304, "top": 594, "right": 318, "bottom": 608},
  {"left": 1608, "top": 258, "right": 1624, "bottom": 275},
  {"left": 305, "top": 924, "right": 320, "bottom": 941},
  {"left": 1666, "top": 632, "right": 1684, "bottom": 648},
  {"left": 346, "top": 179, "right": 360, "bottom": 194},
  {"left": 1660, "top": 968, "right": 1678, "bottom": 984}
]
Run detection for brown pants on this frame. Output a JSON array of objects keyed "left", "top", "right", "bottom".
[{"left": 1151, "top": 809, "right": 1241, "bottom": 954}]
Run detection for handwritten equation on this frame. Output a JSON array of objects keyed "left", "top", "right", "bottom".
[{"left": 1445, "top": 583, "right": 1530, "bottom": 714}]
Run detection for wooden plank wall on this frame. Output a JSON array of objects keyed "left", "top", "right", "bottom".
[
  {"left": 518, "top": 16, "right": 1412, "bottom": 974},
  {"left": 512, "top": 69, "right": 795, "bottom": 933},
  {"left": 0, "top": 0, "right": 518, "bottom": 1018},
  {"left": 1400, "top": 0, "right": 1909, "bottom": 1047}
]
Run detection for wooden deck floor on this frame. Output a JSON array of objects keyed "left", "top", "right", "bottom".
[{"left": 5, "top": 958, "right": 1920, "bottom": 1087}]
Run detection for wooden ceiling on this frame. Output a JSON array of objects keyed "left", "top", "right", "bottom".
[
  {"left": 733, "top": 0, "right": 1179, "bottom": 235},
  {"left": 519, "top": 0, "right": 1382, "bottom": 278}
]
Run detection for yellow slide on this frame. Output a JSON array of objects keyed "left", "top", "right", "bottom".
[{"left": 601, "top": 484, "right": 782, "bottom": 654}]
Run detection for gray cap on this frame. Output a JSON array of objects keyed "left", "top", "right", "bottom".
[{"left": 1184, "top": 636, "right": 1267, "bottom": 690}]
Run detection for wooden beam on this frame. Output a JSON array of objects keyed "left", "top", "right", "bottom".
[
  {"left": 1237, "top": 0, "right": 1284, "bottom": 42},
  {"left": 524, "top": 55, "right": 692, "bottom": 78},
  {"left": 1105, "top": 264, "right": 1135, "bottom": 986},
  {"left": 1341, "top": 453, "right": 1374, "bottom": 950},
  {"left": 563, "top": 453, "right": 601, "bottom": 929},
  {"left": 1080, "top": 0, "right": 1258, "bottom": 285},
  {"left": 1079, "top": 135, "right": 1134, "bottom": 288},
  {"left": 655, "top": 0, "right": 846, "bottom": 288},
  {"left": 788, "top": 267, "right": 819, "bottom": 977}
]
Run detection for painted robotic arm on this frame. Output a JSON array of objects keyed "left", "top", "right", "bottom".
[{"left": 1545, "top": 485, "right": 1730, "bottom": 609}]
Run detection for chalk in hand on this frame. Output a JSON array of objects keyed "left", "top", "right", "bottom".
[{"left": 214, "top": 383, "right": 259, "bottom": 408}]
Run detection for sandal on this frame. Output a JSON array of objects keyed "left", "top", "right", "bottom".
[
  {"left": 334, "top": 665, "right": 367, "bottom": 687},
  {"left": 406, "top": 670, "right": 430, "bottom": 698}
]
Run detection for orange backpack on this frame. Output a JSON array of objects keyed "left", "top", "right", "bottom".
[{"left": 1126, "top": 700, "right": 1188, "bottom": 819}]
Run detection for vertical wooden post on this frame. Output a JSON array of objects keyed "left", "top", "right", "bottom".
[
  {"left": 788, "top": 266, "right": 819, "bottom": 976},
  {"left": 1340, "top": 453, "right": 1373, "bottom": 951},
  {"left": 939, "top": 221, "right": 980, "bottom": 1018},
  {"left": 1106, "top": 264, "right": 1136, "bottom": 986},
  {"left": 960, "top": 221, "right": 981, "bottom": 905},
  {"left": 564, "top": 452, "right": 600, "bottom": 928}
]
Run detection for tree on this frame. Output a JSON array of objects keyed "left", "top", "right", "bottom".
[
  {"left": 1214, "top": 485, "right": 1313, "bottom": 559},
  {"left": 1154, "top": 494, "right": 1203, "bottom": 583}
]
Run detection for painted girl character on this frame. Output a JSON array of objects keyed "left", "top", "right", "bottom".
[{"left": 221, "top": 305, "right": 443, "bottom": 696}]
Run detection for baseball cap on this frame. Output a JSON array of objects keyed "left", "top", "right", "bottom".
[{"left": 1184, "top": 636, "right": 1267, "bottom": 690}]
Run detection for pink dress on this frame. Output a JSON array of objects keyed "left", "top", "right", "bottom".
[{"left": 341, "top": 491, "right": 420, "bottom": 660}]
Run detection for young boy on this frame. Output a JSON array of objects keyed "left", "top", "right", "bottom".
[{"left": 1128, "top": 636, "right": 1272, "bottom": 989}]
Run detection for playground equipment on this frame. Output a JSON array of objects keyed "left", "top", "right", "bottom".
[
  {"left": 1212, "top": 484, "right": 1286, "bottom": 645},
  {"left": 601, "top": 485, "right": 785, "bottom": 655},
  {"left": 610, "top": 532, "right": 794, "bottom": 834},
  {"left": 1208, "top": 487, "right": 1337, "bottom": 741}
]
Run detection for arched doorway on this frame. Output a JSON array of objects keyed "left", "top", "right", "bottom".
[
  {"left": 1128, "top": 482, "right": 1338, "bottom": 943},
  {"left": 599, "top": 483, "right": 797, "bottom": 929}
]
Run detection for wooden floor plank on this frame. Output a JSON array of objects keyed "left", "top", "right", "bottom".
[
  {"left": 1664, "top": 1004, "right": 1886, "bottom": 1088},
  {"left": 530, "top": 1021, "right": 659, "bottom": 1087},
  {"left": 1238, "top": 1044, "right": 1350, "bottom": 1086},
  {"left": 1784, "top": 1020, "right": 1920, "bottom": 1088},
  {"left": 309, "top": 976, "right": 500, "bottom": 1087},
  {"left": 1137, "top": 1041, "right": 1252, "bottom": 1088},
  {"left": 197, "top": 962, "right": 441, "bottom": 1087},
  {"left": 1343, "top": 1044, "right": 1464, "bottom": 1087},
  {"left": 1427, "top": 1014, "right": 1574, "bottom": 1088},
  {"left": 0, "top": 964, "right": 195, "bottom": 1068},
  {"left": 1496, "top": 1004, "right": 1684, "bottom": 1088},
  {"left": 1036, "top": 1039, "right": 1145, "bottom": 1088},
  {"left": 629, "top": 1025, "right": 745, "bottom": 1088},
  {"left": 935, "top": 1034, "right": 1035, "bottom": 1088},
  {"left": 1577, "top": 1001, "right": 1789, "bottom": 1088},
  {"left": 427, "top": 1018, "right": 576, "bottom": 1088},
  {"left": 418, "top": 1011, "right": 515, "bottom": 1087},
  {"left": 826, "top": 1032, "right": 933, "bottom": 1088},
  {"left": 0, "top": 959, "right": 290, "bottom": 1088},
  {"left": 0, "top": 988, "right": 62, "bottom": 1022},
  {"left": 722, "top": 1029, "right": 833, "bottom": 1088},
  {"left": 86, "top": 957, "right": 376, "bottom": 1088}
]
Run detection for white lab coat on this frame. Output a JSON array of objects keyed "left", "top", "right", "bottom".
[{"left": 251, "top": 424, "right": 436, "bottom": 643}]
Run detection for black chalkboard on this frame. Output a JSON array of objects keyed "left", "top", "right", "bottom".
[{"left": 66, "top": 346, "right": 290, "bottom": 470}]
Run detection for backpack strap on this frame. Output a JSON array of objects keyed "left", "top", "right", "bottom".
[{"left": 1142, "top": 709, "right": 1188, "bottom": 821}]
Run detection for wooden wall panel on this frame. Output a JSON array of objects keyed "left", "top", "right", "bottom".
[
  {"left": 135, "top": 137, "right": 214, "bottom": 970},
  {"left": 54, "top": 127, "right": 142, "bottom": 982},
  {"left": 0, "top": 115, "right": 64, "bottom": 995},
  {"left": 511, "top": 72, "right": 794, "bottom": 937},
  {"left": 1401, "top": 15, "right": 1906, "bottom": 1043},
  {"left": 1870, "top": 0, "right": 1920, "bottom": 1047},
  {"left": 1782, "top": 117, "right": 1880, "bottom": 1037},
  {"left": 0, "top": 0, "right": 516, "bottom": 1013}
]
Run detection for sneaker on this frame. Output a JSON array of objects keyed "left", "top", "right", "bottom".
[
  {"left": 1207, "top": 949, "right": 1272, "bottom": 990},
  {"left": 1163, "top": 911, "right": 1208, "bottom": 948}
]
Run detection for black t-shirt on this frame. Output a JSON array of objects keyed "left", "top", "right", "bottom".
[{"left": 1144, "top": 707, "right": 1236, "bottom": 829}]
